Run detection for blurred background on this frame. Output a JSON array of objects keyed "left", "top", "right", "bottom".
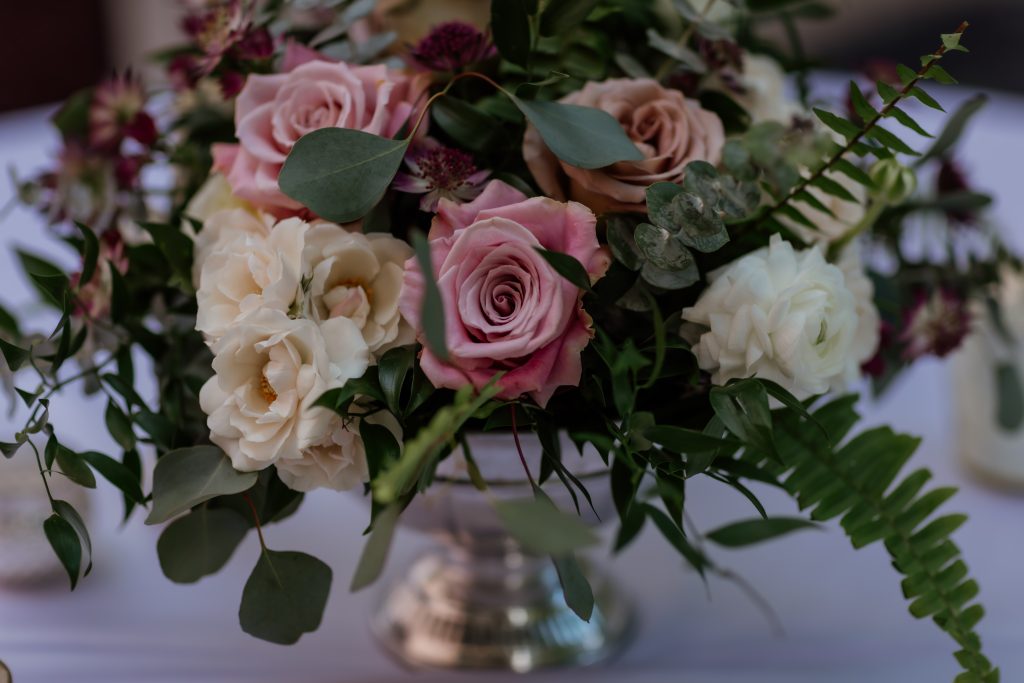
[{"left": 2, "top": 0, "right": 1021, "bottom": 114}]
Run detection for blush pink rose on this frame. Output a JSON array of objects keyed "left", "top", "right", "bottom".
[
  {"left": 523, "top": 78, "right": 725, "bottom": 215},
  {"left": 400, "top": 181, "right": 611, "bottom": 407},
  {"left": 213, "top": 53, "right": 428, "bottom": 217}
]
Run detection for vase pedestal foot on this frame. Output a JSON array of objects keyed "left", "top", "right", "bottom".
[{"left": 370, "top": 543, "right": 633, "bottom": 672}]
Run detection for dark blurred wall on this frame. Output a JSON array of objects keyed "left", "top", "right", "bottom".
[{"left": 0, "top": 0, "right": 107, "bottom": 112}]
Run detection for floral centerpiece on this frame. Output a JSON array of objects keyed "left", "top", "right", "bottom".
[{"left": 2, "top": 0, "right": 1013, "bottom": 679}]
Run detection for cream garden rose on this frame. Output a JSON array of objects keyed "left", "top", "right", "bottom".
[
  {"left": 303, "top": 225, "right": 414, "bottom": 357},
  {"left": 276, "top": 411, "right": 401, "bottom": 492},
  {"left": 199, "top": 309, "right": 369, "bottom": 473},
  {"left": 196, "top": 214, "right": 307, "bottom": 340},
  {"left": 191, "top": 207, "right": 269, "bottom": 288},
  {"left": 682, "top": 234, "right": 864, "bottom": 398}
]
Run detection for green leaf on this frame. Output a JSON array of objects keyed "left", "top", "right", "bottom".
[
  {"left": 920, "top": 94, "right": 987, "bottom": 163},
  {"left": 431, "top": 97, "right": 500, "bottom": 153},
  {"left": 490, "top": 0, "right": 535, "bottom": 67},
  {"left": 79, "top": 451, "right": 145, "bottom": 503},
  {"left": 640, "top": 260, "right": 699, "bottom": 290},
  {"left": 908, "top": 86, "right": 944, "bottom": 112},
  {"left": 886, "top": 106, "right": 932, "bottom": 138},
  {"left": 643, "top": 503, "right": 708, "bottom": 575},
  {"left": 74, "top": 222, "right": 100, "bottom": 285},
  {"left": 139, "top": 223, "right": 194, "bottom": 289},
  {"left": 53, "top": 499, "right": 92, "bottom": 578},
  {"left": 1, "top": 441, "right": 20, "bottom": 458},
  {"left": 18, "top": 250, "right": 68, "bottom": 309},
  {"left": 239, "top": 550, "right": 333, "bottom": 644},
  {"left": 0, "top": 338, "right": 28, "bottom": 372},
  {"left": 146, "top": 446, "right": 258, "bottom": 525},
  {"left": 645, "top": 424, "right": 740, "bottom": 453},
  {"left": 924, "top": 64, "right": 957, "bottom": 84},
  {"left": 410, "top": 230, "right": 449, "bottom": 362},
  {"left": 377, "top": 345, "right": 415, "bottom": 416},
  {"left": 108, "top": 262, "right": 127, "bottom": 323},
  {"left": 995, "top": 362, "right": 1024, "bottom": 432},
  {"left": 279, "top": 128, "right": 410, "bottom": 223},
  {"left": 848, "top": 82, "right": 876, "bottom": 122},
  {"left": 539, "top": 0, "right": 600, "bottom": 36},
  {"left": 813, "top": 108, "right": 859, "bottom": 139},
  {"left": 359, "top": 421, "right": 402, "bottom": 481},
  {"left": 553, "top": 553, "right": 595, "bottom": 621},
  {"left": 706, "top": 517, "right": 819, "bottom": 547},
  {"left": 866, "top": 125, "right": 918, "bottom": 156},
  {"left": 350, "top": 503, "right": 400, "bottom": 591},
  {"left": 832, "top": 158, "right": 875, "bottom": 188},
  {"left": 605, "top": 215, "right": 643, "bottom": 271},
  {"left": 44, "top": 512, "right": 82, "bottom": 589},
  {"left": 53, "top": 440, "right": 96, "bottom": 489},
  {"left": 810, "top": 174, "right": 858, "bottom": 203},
  {"left": 105, "top": 400, "right": 136, "bottom": 450},
  {"left": 877, "top": 80, "right": 901, "bottom": 104},
  {"left": 511, "top": 98, "right": 643, "bottom": 169},
  {"left": 157, "top": 507, "right": 250, "bottom": 583},
  {"left": 494, "top": 496, "right": 600, "bottom": 555},
  {"left": 535, "top": 248, "right": 593, "bottom": 292}
]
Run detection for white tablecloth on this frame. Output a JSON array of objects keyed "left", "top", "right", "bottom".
[{"left": 1, "top": 84, "right": 1023, "bottom": 683}]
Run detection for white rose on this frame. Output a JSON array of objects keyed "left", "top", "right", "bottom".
[
  {"left": 196, "top": 215, "right": 307, "bottom": 340},
  {"left": 734, "top": 54, "right": 803, "bottom": 125},
  {"left": 276, "top": 411, "right": 401, "bottom": 492},
  {"left": 302, "top": 224, "right": 415, "bottom": 357},
  {"left": 199, "top": 309, "right": 370, "bottom": 472},
  {"left": 682, "top": 234, "right": 861, "bottom": 398},
  {"left": 191, "top": 207, "right": 270, "bottom": 287}
]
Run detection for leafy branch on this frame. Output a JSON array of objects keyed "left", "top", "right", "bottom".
[{"left": 756, "top": 22, "right": 970, "bottom": 233}]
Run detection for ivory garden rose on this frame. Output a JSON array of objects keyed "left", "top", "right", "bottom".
[
  {"left": 399, "top": 181, "right": 610, "bottom": 407},
  {"left": 213, "top": 54, "right": 428, "bottom": 216},
  {"left": 523, "top": 78, "right": 725, "bottom": 215},
  {"left": 198, "top": 309, "right": 369, "bottom": 473}
]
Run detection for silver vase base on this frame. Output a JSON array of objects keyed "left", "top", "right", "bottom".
[{"left": 371, "top": 548, "right": 633, "bottom": 672}]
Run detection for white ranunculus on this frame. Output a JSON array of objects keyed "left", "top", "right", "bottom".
[
  {"left": 196, "top": 215, "right": 307, "bottom": 340},
  {"left": 836, "top": 241, "right": 881, "bottom": 375},
  {"left": 191, "top": 207, "right": 270, "bottom": 288},
  {"left": 199, "top": 309, "right": 370, "bottom": 472},
  {"left": 735, "top": 54, "right": 802, "bottom": 125},
  {"left": 682, "top": 234, "right": 861, "bottom": 398},
  {"left": 302, "top": 224, "right": 414, "bottom": 357},
  {"left": 276, "top": 411, "right": 401, "bottom": 492}
]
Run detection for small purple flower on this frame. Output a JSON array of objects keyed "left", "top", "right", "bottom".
[
  {"left": 393, "top": 140, "right": 490, "bottom": 212},
  {"left": 936, "top": 157, "right": 979, "bottom": 225},
  {"left": 900, "top": 289, "right": 971, "bottom": 361},
  {"left": 89, "top": 71, "right": 156, "bottom": 151},
  {"left": 409, "top": 21, "right": 496, "bottom": 72}
]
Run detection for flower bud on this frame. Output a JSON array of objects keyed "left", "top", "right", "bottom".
[{"left": 869, "top": 158, "right": 917, "bottom": 204}]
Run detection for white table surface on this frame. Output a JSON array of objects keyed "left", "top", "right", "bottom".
[{"left": 1, "top": 83, "right": 1023, "bottom": 683}]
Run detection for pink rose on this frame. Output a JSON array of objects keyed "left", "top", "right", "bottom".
[
  {"left": 213, "top": 54, "right": 428, "bottom": 216},
  {"left": 523, "top": 78, "right": 725, "bottom": 215},
  {"left": 400, "top": 181, "right": 611, "bottom": 407}
]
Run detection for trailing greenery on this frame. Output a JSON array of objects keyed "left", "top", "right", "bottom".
[{"left": 646, "top": 379, "right": 999, "bottom": 682}]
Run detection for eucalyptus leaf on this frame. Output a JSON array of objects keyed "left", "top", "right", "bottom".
[
  {"left": 605, "top": 215, "right": 643, "bottom": 271},
  {"left": 239, "top": 550, "right": 332, "bottom": 644},
  {"left": 279, "top": 128, "right": 410, "bottom": 223},
  {"left": 635, "top": 223, "right": 698, "bottom": 270},
  {"left": 640, "top": 260, "right": 699, "bottom": 290},
  {"left": 157, "top": 507, "right": 250, "bottom": 583},
  {"left": 511, "top": 98, "right": 643, "bottom": 169},
  {"left": 146, "top": 446, "right": 258, "bottom": 525}
]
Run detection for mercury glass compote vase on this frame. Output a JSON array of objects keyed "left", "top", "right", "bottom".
[{"left": 370, "top": 432, "right": 633, "bottom": 672}]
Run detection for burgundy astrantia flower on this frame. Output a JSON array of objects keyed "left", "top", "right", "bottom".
[
  {"left": 409, "top": 21, "right": 496, "bottom": 72},
  {"left": 937, "top": 157, "right": 979, "bottom": 225},
  {"left": 89, "top": 72, "right": 157, "bottom": 151},
  {"left": 183, "top": 0, "right": 273, "bottom": 77},
  {"left": 393, "top": 140, "right": 490, "bottom": 211},
  {"left": 900, "top": 289, "right": 971, "bottom": 361}
]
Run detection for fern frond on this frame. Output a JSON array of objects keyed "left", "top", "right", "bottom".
[
  {"left": 756, "top": 21, "right": 971, "bottom": 230},
  {"left": 734, "top": 389, "right": 999, "bottom": 682}
]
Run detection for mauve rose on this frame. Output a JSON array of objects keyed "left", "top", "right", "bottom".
[
  {"left": 399, "top": 181, "right": 610, "bottom": 407},
  {"left": 213, "top": 50, "right": 428, "bottom": 216},
  {"left": 523, "top": 78, "right": 725, "bottom": 215}
]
